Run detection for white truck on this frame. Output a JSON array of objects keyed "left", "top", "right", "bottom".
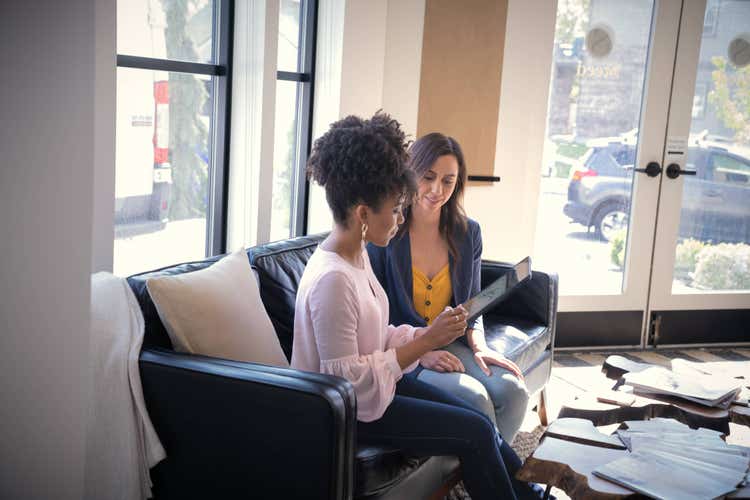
[{"left": 115, "top": 0, "right": 172, "bottom": 224}]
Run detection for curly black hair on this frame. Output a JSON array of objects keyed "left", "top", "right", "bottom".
[{"left": 307, "top": 111, "right": 417, "bottom": 226}]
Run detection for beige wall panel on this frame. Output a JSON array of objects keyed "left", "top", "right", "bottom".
[
  {"left": 417, "top": 0, "right": 507, "bottom": 177},
  {"left": 464, "top": 0, "right": 556, "bottom": 262}
]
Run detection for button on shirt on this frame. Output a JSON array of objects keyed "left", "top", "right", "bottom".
[{"left": 412, "top": 264, "right": 452, "bottom": 325}]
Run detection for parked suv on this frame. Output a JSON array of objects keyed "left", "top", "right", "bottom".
[{"left": 563, "top": 141, "right": 750, "bottom": 243}]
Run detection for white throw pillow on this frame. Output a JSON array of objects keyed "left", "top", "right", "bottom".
[{"left": 146, "top": 249, "right": 289, "bottom": 367}]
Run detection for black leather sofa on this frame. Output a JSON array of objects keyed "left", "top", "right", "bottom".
[{"left": 127, "top": 234, "right": 558, "bottom": 500}]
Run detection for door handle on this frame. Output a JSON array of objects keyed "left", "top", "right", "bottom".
[
  {"left": 634, "top": 162, "right": 662, "bottom": 177},
  {"left": 703, "top": 190, "right": 721, "bottom": 197},
  {"left": 666, "top": 163, "right": 697, "bottom": 179}
]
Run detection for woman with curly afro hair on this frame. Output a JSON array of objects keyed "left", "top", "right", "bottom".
[{"left": 291, "top": 112, "right": 545, "bottom": 500}]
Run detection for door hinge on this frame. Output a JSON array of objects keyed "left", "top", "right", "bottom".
[{"left": 649, "top": 313, "right": 662, "bottom": 347}]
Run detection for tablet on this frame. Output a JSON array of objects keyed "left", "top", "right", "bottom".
[{"left": 463, "top": 257, "right": 532, "bottom": 323}]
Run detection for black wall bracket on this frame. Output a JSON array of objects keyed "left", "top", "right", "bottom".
[{"left": 468, "top": 175, "right": 501, "bottom": 182}]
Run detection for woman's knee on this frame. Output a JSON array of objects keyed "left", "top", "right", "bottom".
[
  {"left": 455, "top": 375, "right": 494, "bottom": 413},
  {"left": 446, "top": 376, "right": 499, "bottom": 430},
  {"left": 487, "top": 371, "right": 529, "bottom": 412}
]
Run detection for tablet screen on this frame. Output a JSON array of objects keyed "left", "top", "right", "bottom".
[{"left": 463, "top": 257, "right": 532, "bottom": 322}]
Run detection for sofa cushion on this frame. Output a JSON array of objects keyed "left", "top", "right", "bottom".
[
  {"left": 354, "top": 445, "right": 461, "bottom": 499},
  {"left": 482, "top": 314, "right": 551, "bottom": 376},
  {"left": 128, "top": 255, "right": 223, "bottom": 349},
  {"left": 481, "top": 263, "right": 554, "bottom": 327},
  {"left": 248, "top": 234, "right": 326, "bottom": 360},
  {"left": 355, "top": 445, "right": 416, "bottom": 496},
  {"left": 146, "top": 249, "right": 289, "bottom": 367}
]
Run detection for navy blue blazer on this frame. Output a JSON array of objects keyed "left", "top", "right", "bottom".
[{"left": 367, "top": 218, "right": 484, "bottom": 335}]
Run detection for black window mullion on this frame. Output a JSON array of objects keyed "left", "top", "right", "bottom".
[
  {"left": 292, "top": 0, "right": 318, "bottom": 237},
  {"left": 207, "top": 0, "right": 234, "bottom": 256},
  {"left": 117, "top": 54, "right": 223, "bottom": 76},
  {"left": 276, "top": 70, "right": 310, "bottom": 82}
]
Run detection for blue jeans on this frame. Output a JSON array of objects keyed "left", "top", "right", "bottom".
[
  {"left": 358, "top": 376, "right": 540, "bottom": 500},
  {"left": 417, "top": 340, "right": 530, "bottom": 442}
]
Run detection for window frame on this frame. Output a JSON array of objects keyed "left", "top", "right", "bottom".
[
  {"left": 116, "top": 0, "right": 235, "bottom": 258},
  {"left": 703, "top": 5, "right": 718, "bottom": 37},
  {"left": 276, "top": 0, "right": 318, "bottom": 237}
]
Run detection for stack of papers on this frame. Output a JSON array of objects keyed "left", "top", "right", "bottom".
[
  {"left": 615, "top": 418, "right": 725, "bottom": 448},
  {"left": 671, "top": 358, "right": 750, "bottom": 406},
  {"left": 594, "top": 418, "right": 750, "bottom": 500},
  {"left": 622, "top": 365, "right": 742, "bottom": 408}
]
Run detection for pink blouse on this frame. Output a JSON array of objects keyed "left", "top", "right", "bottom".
[{"left": 291, "top": 247, "right": 418, "bottom": 422}]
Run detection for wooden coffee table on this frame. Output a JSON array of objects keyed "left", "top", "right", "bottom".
[
  {"left": 517, "top": 418, "right": 750, "bottom": 499},
  {"left": 516, "top": 418, "right": 636, "bottom": 499},
  {"left": 557, "top": 355, "right": 749, "bottom": 434},
  {"left": 518, "top": 355, "right": 750, "bottom": 499},
  {"left": 517, "top": 436, "right": 634, "bottom": 500},
  {"left": 558, "top": 389, "right": 733, "bottom": 433}
]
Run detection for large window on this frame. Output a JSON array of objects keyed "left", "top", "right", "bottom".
[
  {"left": 270, "top": 0, "right": 318, "bottom": 241},
  {"left": 532, "top": 0, "right": 654, "bottom": 295},
  {"left": 114, "top": 0, "right": 232, "bottom": 276}
]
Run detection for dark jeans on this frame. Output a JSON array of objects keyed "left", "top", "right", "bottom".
[{"left": 358, "top": 376, "right": 540, "bottom": 500}]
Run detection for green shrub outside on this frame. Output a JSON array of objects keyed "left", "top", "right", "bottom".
[
  {"left": 556, "top": 142, "right": 588, "bottom": 159},
  {"left": 609, "top": 229, "right": 627, "bottom": 269},
  {"left": 551, "top": 141, "right": 587, "bottom": 178},
  {"left": 674, "top": 238, "right": 705, "bottom": 277},
  {"left": 554, "top": 161, "right": 573, "bottom": 178},
  {"left": 692, "top": 243, "right": 750, "bottom": 290}
]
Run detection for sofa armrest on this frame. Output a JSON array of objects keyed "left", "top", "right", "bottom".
[
  {"left": 139, "top": 348, "right": 356, "bottom": 500},
  {"left": 480, "top": 260, "right": 559, "bottom": 334}
]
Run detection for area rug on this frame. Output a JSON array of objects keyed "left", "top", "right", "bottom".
[{"left": 446, "top": 424, "right": 547, "bottom": 500}]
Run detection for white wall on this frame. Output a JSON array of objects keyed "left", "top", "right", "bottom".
[
  {"left": 91, "top": 0, "right": 117, "bottom": 272},
  {"left": 464, "top": 0, "right": 557, "bottom": 262},
  {"left": 339, "top": 1, "right": 388, "bottom": 118},
  {"left": 0, "top": 1, "right": 99, "bottom": 497},
  {"left": 381, "top": 0, "right": 425, "bottom": 138},
  {"left": 307, "top": 0, "right": 390, "bottom": 234}
]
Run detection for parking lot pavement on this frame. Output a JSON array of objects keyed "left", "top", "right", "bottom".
[
  {"left": 533, "top": 177, "right": 625, "bottom": 295},
  {"left": 114, "top": 217, "right": 207, "bottom": 277}
]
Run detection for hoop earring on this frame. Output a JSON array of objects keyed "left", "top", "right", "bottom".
[{"left": 361, "top": 223, "right": 368, "bottom": 243}]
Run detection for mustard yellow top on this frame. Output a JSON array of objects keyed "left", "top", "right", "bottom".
[{"left": 412, "top": 264, "right": 452, "bottom": 325}]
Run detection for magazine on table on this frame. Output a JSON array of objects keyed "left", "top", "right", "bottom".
[
  {"left": 622, "top": 365, "right": 742, "bottom": 408},
  {"left": 594, "top": 420, "right": 749, "bottom": 500},
  {"left": 593, "top": 449, "right": 744, "bottom": 500}
]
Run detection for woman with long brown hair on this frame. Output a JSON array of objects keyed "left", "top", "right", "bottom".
[{"left": 367, "top": 132, "right": 529, "bottom": 442}]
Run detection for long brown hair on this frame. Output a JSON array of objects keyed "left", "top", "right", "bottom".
[{"left": 400, "top": 132, "right": 468, "bottom": 260}]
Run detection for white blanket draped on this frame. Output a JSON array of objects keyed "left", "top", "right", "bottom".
[{"left": 85, "top": 272, "right": 166, "bottom": 500}]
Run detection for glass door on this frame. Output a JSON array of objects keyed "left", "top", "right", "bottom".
[
  {"left": 532, "top": 0, "right": 685, "bottom": 346},
  {"left": 647, "top": 0, "right": 750, "bottom": 346}
]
